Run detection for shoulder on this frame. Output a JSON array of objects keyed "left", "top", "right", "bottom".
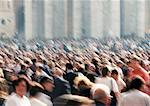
[
  {"left": 30, "top": 98, "right": 47, "bottom": 106},
  {"left": 139, "top": 91, "right": 150, "bottom": 99},
  {"left": 7, "top": 93, "right": 17, "bottom": 101},
  {"left": 5, "top": 94, "right": 18, "bottom": 106}
]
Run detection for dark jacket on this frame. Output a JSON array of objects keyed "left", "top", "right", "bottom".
[{"left": 52, "top": 76, "right": 71, "bottom": 99}]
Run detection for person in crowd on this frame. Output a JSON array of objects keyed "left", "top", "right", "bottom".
[
  {"left": 0, "top": 60, "right": 4, "bottom": 78},
  {"left": 111, "top": 69, "right": 126, "bottom": 92},
  {"left": 13, "top": 58, "right": 21, "bottom": 74},
  {"left": 128, "top": 55, "right": 149, "bottom": 83},
  {"left": 35, "top": 62, "right": 50, "bottom": 81},
  {"left": 74, "top": 76, "right": 94, "bottom": 98},
  {"left": 30, "top": 59, "right": 37, "bottom": 73},
  {"left": 95, "top": 67, "right": 120, "bottom": 106},
  {"left": 5, "top": 78, "right": 31, "bottom": 106},
  {"left": 120, "top": 77, "right": 150, "bottom": 106},
  {"left": 91, "top": 84, "right": 111, "bottom": 106},
  {"left": 29, "top": 86, "right": 47, "bottom": 106},
  {"left": 64, "top": 63, "right": 78, "bottom": 94},
  {"left": 18, "top": 63, "right": 28, "bottom": 76},
  {"left": 42, "top": 60, "right": 52, "bottom": 76},
  {"left": 53, "top": 94, "right": 95, "bottom": 106},
  {"left": 0, "top": 78, "right": 8, "bottom": 106},
  {"left": 51, "top": 67, "right": 71, "bottom": 99},
  {"left": 37, "top": 76, "right": 54, "bottom": 106},
  {"left": 84, "top": 63, "right": 98, "bottom": 82}
]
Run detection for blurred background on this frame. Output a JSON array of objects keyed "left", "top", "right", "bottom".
[{"left": 0, "top": 0, "right": 150, "bottom": 41}]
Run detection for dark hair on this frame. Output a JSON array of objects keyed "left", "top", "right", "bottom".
[
  {"left": 92, "top": 59, "right": 98, "bottom": 66},
  {"left": 101, "top": 67, "right": 110, "bottom": 77},
  {"left": 84, "top": 64, "right": 89, "bottom": 70},
  {"left": 66, "top": 63, "right": 73, "bottom": 70},
  {"left": 25, "top": 61, "right": 30, "bottom": 65},
  {"left": 13, "top": 78, "right": 29, "bottom": 92},
  {"left": 43, "top": 60, "right": 47, "bottom": 64},
  {"left": 122, "top": 67, "right": 130, "bottom": 77},
  {"left": 40, "top": 76, "right": 54, "bottom": 85},
  {"left": 129, "top": 77, "right": 144, "bottom": 90},
  {"left": 30, "top": 86, "right": 41, "bottom": 97},
  {"left": 111, "top": 69, "right": 118, "bottom": 75},
  {"left": 31, "top": 59, "right": 36, "bottom": 64}
]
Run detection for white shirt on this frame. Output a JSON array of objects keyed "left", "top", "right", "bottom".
[
  {"left": 5, "top": 93, "right": 31, "bottom": 106},
  {"left": 37, "top": 92, "right": 53, "bottom": 106},
  {"left": 117, "top": 78, "right": 126, "bottom": 91},
  {"left": 120, "top": 90, "right": 150, "bottom": 106},
  {"left": 95, "top": 77, "right": 119, "bottom": 92},
  {"left": 30, "top": 98, "right": 47, "bottom": 106}
]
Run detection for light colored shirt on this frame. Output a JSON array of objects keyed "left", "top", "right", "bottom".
[
  {"left": 95, "top": 77, "right": 119, "bottom": 93},
  {"left": 30, "top": 98, "right": 47, "bottom": 106},
  {"left": 120, "top": 90, "right": 150, "bottom": 106},
  {"left": 5, "top": 93, "right": 31, "bottom": 106},
  {"left": 37, "top": 92, "right": 53, "bottom": 106},
  {"left": 117, "top": 78, "right": 126, "bottom": 91}
]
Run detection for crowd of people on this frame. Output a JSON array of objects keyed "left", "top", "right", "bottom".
[{"left": 0, "top": 37, "right": 149, "bottom": 106}]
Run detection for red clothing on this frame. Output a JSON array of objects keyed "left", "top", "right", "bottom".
[{"left": 128, "top": 63, "right": 149, "bottom": 83}]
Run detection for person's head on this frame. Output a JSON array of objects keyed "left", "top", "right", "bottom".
[
  {"left": 31, "top": 59, "right": 37, "bottom": 64},
  {"left": 91, "top": 84, "right": 111, "bottom": 105},
  {"left": 101, "top": 67, "right": 111, "bottom": 77},
  {"left": 123, "top": 67, "right": 133, "bottom": 78},
  {"left": 66, "top": 63, "right": 73, "bottom": 70},
  {"left": 40, "top": 76, "right": 54, "bottom": 92},
  {"left": 21, "top": 64, "right": 27, "bottom": 70},
  {"left": 129, "top": 76, "right": 145, "bottom": 91},
  {"left": 42, "top": 60, "right": 47, "bottom": 65},
  {"left": 13, "top": 78, "right": 29, "bottom": 97},
  {"left": 130, "top": 55, "right": 140, "bottom": 64},
  {"left": 111, "top": 69, "right": 119, "bottom": 80},
  {"left": 15, "top": 58, "right": 20, "bottom": 64},
  {"left": 116, "top": 61, "right": 124, "bottom": 68},
  {"left": 53, "top": 67, "right": 63, "bottom": 77},
  {"left": 74, "top": 76, "right": 94, "bottom": 90},
  {"left": 88, "top": 64, "right": 95, "bottom": 72},
  {"left": 29, "top": 86, "right": 41, "bottom": 97},
  {"left": 0, "top": 60, "right": 4, "bottom": 67}
]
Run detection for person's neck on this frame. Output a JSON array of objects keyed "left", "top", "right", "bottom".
[{"left": 16, "top": 93, "right": 24, "bottom": 98}]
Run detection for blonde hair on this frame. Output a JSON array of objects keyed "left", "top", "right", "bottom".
[{"left": 74, "top": 76, "right": 94, "bottom": 88}]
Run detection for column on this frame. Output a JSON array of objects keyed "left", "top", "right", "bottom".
[
  {"left": 145, "top": 0, "right": 150, "bottom": 34},
  {"left": 110, "top": 0, "right": 120, "bottom": 38},
  {"left": 32, "top": 0, "right": 45, "bottom": 40},
  {"left": 90, "top": 0, "right": 103, "bottom": 38},
  {"left": 123, "top": 1, "right": 137, "bottom": 38},
  {"left": 81, "top": 0, "right": 91, "bottom": 38},
  {"left": 136, "top": 0, "right": 145, "bottom": 38},
  {"left": 52, "top": 0, "right": 65, "bottom": 39},
  {"left": 103, "top": 0, "right": 111, "bottom": 37},
  {"left": 24, "top": 0, "right": 33, "bottom": 40},
  {"left": 72, "top": 0, "right": 82, "bottom": 39},
  {"left": 44, "top": 0, "right": 53, "bottom": 39}
]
